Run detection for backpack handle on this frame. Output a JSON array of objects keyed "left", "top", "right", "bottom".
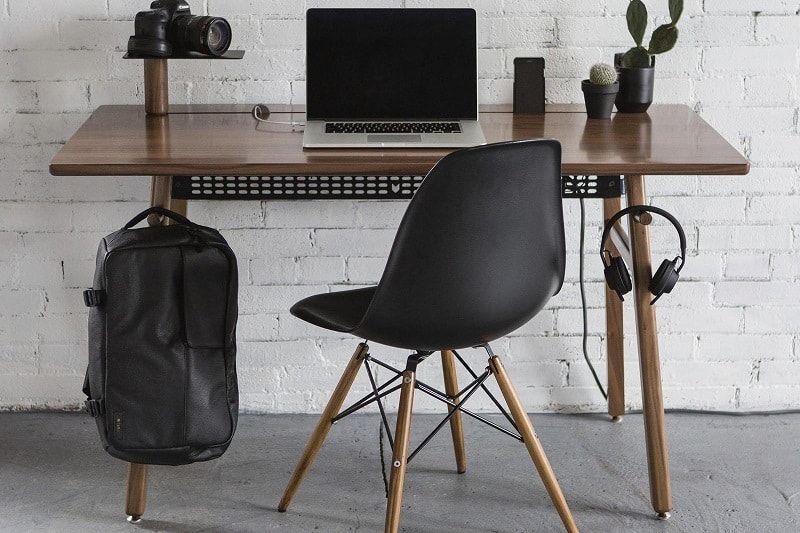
[{"left": 124, "top": 207, "right": 193, "bottom": 229}]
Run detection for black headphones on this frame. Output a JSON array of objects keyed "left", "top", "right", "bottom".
[{"left": 600, "top": 205, "right": 686, "bottom": 305}]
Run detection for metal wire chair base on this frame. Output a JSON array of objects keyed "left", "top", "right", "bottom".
[{"left": 331, "top": 344, "right": 523, "bottom": 464}]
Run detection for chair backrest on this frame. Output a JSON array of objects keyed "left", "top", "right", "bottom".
[{"left": 354, "top": 139, "right": 566, "bottom": 351}]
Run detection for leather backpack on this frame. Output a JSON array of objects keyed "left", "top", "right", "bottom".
[{"left": 82, "top": 207, "right": 239, "bottom": 465}]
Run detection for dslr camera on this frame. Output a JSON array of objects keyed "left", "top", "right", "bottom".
[{"left": 128, "top": 0, "right": 232, "bottom": 57}]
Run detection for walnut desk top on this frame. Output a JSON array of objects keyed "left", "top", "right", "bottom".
[{"left": 49, "top": 104, "right": 749, "bottom": 178}]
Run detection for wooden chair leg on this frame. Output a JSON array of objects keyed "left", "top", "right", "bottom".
[
  {"left": 488, "top": 356, "right": 579, "bottom": 533},
  {"left": 440, "top": 350, "right": 467, "bottom": 473},
  {"left": 384, "top": 368, "right": 416, "bottom": 533},
  {"left": 125, "top": 463, "right": 149, "bottom": 523},
  {"left": 279, "top": 343, "right": 369, "bottom": 512}
]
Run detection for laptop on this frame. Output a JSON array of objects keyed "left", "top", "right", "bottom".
[{"left": 302, "top": 8, "right": 486, "bottom": 149}]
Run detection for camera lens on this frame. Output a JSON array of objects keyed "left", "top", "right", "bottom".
[
  {"left": 206, "top": 20, "right": 230, "bottom": 53},
  {"left": 172, "top": 15, "right": 232, "bottom": 56}
]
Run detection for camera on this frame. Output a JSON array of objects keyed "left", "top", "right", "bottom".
[{"left": 128, "top": 0, "right": 232, "bottom": 58}]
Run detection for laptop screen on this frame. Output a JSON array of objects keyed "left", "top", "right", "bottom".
[{"left": 306, "top": 8, "right": 478, "bottom": 121}]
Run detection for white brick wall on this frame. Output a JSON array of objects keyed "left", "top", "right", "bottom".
[{"left": 1, "top": 0, "right": 799, "bottom": 413}]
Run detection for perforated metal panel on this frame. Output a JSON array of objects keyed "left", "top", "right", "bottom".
[
  {"left": 172, "top": 175, "right": 425, "bottom": 200},
  {"left": 561, "top": 175, "right": 624, "bottom": 199}
]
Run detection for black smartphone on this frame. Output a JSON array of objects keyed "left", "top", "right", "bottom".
[{"left": 513, "top": 57, "right": 545, "bottom": 114}]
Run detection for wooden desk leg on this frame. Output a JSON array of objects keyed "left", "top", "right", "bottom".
[
  {"left": 170, "top": 198, "right": 187, "bottom": 217},
  {"left": 603, "top": 197, "right": 625, "bottom": 421},
  {"left": 626, "top": 175, "right": 672, "bottom": 518},
  {"left": 125, "top": 463, "right": 148, "bottom": 523},
  {"left": 122, "top": 56, "right": 183, "bottom": 523},
  {"left": 441, "top": 350, "right": 467, "bottom": 473}
]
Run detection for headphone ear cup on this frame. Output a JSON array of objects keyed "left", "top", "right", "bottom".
[
  {"left": 650, "top": 258, "right": 680, "bottom": 299},
  {"left": 604, "top": 256, "right": 632, "bottom": 300}
]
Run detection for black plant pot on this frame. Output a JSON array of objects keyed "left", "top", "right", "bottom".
[
  {"left": 581, "top": 80, "right": 619, "bottom": 119},
  {"left": 614, "top": 53, "right": 654, "bottom": 113}
]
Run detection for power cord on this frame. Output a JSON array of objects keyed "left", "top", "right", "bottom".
[
  {"left": 378, "top": 416, "right": 389, "bottom": 498},
  {"left": 579, "top": 198, "right": 608, "bottom": 400},
  {"left": 251, "top": 104, "right": 305, "bottom": 130}
]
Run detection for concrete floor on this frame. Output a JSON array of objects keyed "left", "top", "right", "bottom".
[{"left": 1, "top": 412, "right": 798, "bottom": 532}]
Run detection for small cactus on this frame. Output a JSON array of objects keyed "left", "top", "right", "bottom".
[{"left": 589, "top": 63, "right": 618, "bottom": 85}]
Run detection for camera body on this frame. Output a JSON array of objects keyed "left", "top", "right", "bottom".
[{"left": 128, "top": 0, "right": 231, "bottom": 58}]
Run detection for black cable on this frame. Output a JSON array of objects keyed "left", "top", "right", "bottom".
[
  {"left": 378, "top": 418, "right": 389, "bottom": 498},
  {"left": 565, "top": 408, "right": 800, "bottom": 417},
  {"left": 579, "top": 198, "right": 608, "bottom": 400}
]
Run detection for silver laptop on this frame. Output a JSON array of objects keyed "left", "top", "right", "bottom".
[{"left": 302, "top": 8, "right": 486, "bottom": 149}]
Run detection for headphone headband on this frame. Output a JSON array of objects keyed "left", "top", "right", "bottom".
[{"left": 600, "top": 205, "right": 687, "bottom": 271}]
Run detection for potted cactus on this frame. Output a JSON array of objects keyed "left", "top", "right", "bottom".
[
  {"left": 615, "top": 0, "right": 682, "bottom": 112},
  {"left": 581, "top": 63, "right": 619, "bottom": 119}
]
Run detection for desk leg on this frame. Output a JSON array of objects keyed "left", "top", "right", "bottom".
[
  {"left": 123, "top": 175, "right": 183, "bottom": 521},
  {"left": 626, "top": 175, "right": 672, "bottom": 518},
  {"left": 125, "top": 463, "right": 148, "bottom": 523},
  {"left": 603, "top": 197, "right": 625, "bottom": 420},
  {"left": 170, "top": 198, "right": 187, "bottom": 217}
]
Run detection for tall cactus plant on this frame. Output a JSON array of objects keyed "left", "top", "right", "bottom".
[{"left": 621, "top": 0, "right": 683, "bottom": 68}]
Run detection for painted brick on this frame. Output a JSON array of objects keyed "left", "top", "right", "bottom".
[
  {"left": 0, "top": 345, "right": 37, "bottom": 375},
  {"left": 758, "top": 361, "right": 800, "bottom": 386},
  {"left": 697, "top": 167, "right": 796, "bottom": 196},
  {"left": 238, "top": 284, "right": 327, "bottom": 314},
  {"left": 737, "top": 386, "right": 800, "bottom": 410},
  {"left": 345, "top": 256, "right": 386, "bottom": 284},
  {"left": 771, "top": 253, "right": 800, "bottom": 280},
  {"left": 39, "top": 344, "right": 84, "bottom": 375},
  {"left": 749, "top": 196, "right": 800, "bottom": 222},
  {"left": 698, "top": 225, "right": 791, "bottom": 251},
  {"left": 745, "top": 307, "right": 800, "bottom": 334},
  {"left": 715, "top": 281, "right": 800, "bottom": 307},
  {"left": 485, "top": 17, "right": 557, "bottom": 47},
  {"left": 704, "top": 0, "right": 798, "bottom": 16},
  {"left": 661, "top": 387, "right": 738, "bottom": 410},
  {"left": 724, "top": 253, "right": 771, "bottom": 280},
  {"left": 313, "top": 228, "right": 395, "bottom": 256},
  {"left": 208, "top": 0, "right": 304, "bottom": 18},
  {"left": 8, "top": 0, "right": 106, "bottom": 20},
  {"left": 58, "top": 20, "right": 129, "bottom": 50},
  {"left": 695, "top": 76, "right": 746, "bottom": 107},
  {"left": 6, "top": 51, "right": 108, "bottom": 82},
  {"left": 681, "top": 16, "right": 755, "bottom": 46},
  {"left": 0, "top": 375, "right": 84, "bottom": 408},
  {"left": 659, "top": 306, "right": 743, "bottom": 334},
  {"left": 704, "top": 46, "right": 796, "bottom": 75},
  {"left": 756, "top": 14, "right": 800, "bottom": 43},
  {"left": 697, "top": 334, "right": 793, "bottom": 361},
  {"left": 745, "top": 75, "right": 795, "bottom": 106}
]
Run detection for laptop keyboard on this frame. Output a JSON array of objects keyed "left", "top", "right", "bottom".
[{"left": 325, "top": 122, "right": 462, "bottom": 134}]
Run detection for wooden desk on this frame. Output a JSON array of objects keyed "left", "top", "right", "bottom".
[{"left": 50, "top": 104, "right": 749, "bottom": 521}]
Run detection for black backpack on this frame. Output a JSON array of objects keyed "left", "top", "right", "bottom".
[{"left": 82, "top": 207, "right": 239, "bottom": 466}]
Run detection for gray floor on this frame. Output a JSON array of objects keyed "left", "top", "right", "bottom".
[{"left": 1, "top": 412, "right": 799, "bottom": 533}]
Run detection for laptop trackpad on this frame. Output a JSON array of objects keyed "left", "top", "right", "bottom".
[{"left": 367, "top": 134, "right": 422, "bottom": 143}]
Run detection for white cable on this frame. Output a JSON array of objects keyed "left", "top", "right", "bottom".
[{"left": 251, "top": 104, "right": 305, "bottom": 129}]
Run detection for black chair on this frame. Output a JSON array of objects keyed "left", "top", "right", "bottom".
[{"left": 278, "top": 139, "right": 578, "bottom": 533}]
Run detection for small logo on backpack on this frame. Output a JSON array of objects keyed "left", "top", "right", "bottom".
[{"left": 114, "top": 412, "right": 123, "bottom": 437}]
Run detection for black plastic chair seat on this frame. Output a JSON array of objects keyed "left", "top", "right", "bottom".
[
  {"left": 291, "top": 287, "right": 377, "bottom": 333},
  {"left": 289, "top": 139, "right": 565, "bottom": 353}
]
